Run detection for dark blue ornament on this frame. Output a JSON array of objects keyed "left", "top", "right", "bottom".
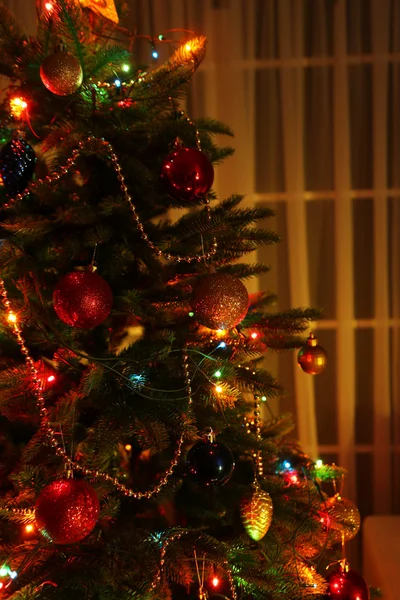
[
  {"left": 0, "top": 139, "right": 36, "bottom": 197},
  {"left": 187, "top": 439, "right": 235, "bottom": 486}
]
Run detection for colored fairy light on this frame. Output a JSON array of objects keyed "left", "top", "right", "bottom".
[
  {"left": 122, "top": 64, "right": 130, "bottom": 72},
  {"left": 152, "top": 49, "right": 158, "bottom": 59},
  {"left": 211, "top": 576, "right": 220, "bottom": 588},
  {"left": 47, "top": 375, "right": 55, "bottom": 383},
  {"left": 25, "top": 524, "right": 34, "bottom": 533},
  {"left": 0, "top": 583, "right": 3, "bottom": 589},
  {"left": 114, "top": 79, "right": 121, "bottom": 87},
  {"left": 7, "top": 312, "right": 17, "bottom": 323},
  {"left": 185, "top": 43, "right": 192, "bottom": 52},
  {"left": 188, "top": 311, "right": 194, "bottom": 317},
  {"left": 125, "top": 444, "right": 132, "bottom": 451},
  {"left": 214, "top": 370, "right": 222, "bottom": 378},
  {"left": 250, "top": 332, "right": 258, "bottom": 339},
  {"left": 316, "top": 459, "right": 323, "bottom": 468},
  {"left": 9, "top": 96, "right": 27, "bottom": 119},
  {"left": 45, "top": 2, "right": 53, "bottom": 10},
  {"left": 216, "top": 329, "right": 226, "bottom": 336},
  {"left": 9, "top": 572, "right": 17, "bottom": 580},
  {"left": 215, "top": 385, "right": 223, "bottom": 394},
  {"left": 283, "top": 461, "right": 291, "bottom": 469},
  {"left": 218, "top": 341, "right": 226, "bottom": 348},
  {"left": 261, "top": 395, "right": 267, "bottom": 401},
  {"left": 0, "top": 567, "right": 8, "bottom": 577}
]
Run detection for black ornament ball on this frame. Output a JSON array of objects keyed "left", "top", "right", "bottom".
[
  {"left": 187, "top": 439, "right": 235, "bottom": 486},
  {"left": 161, "top": 147, "right": 214, "bottom": 201},
  {"left": 0, "top": 139, "right": 36, "bottom": 196}
]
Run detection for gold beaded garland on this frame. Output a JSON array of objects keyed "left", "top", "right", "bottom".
[{"left": 3, "top": 136, "right": 217, "bottom": 264}]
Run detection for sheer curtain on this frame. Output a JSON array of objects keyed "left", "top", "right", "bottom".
[{"left": 9, "top": 0, "right": 400, "bottom": 517}]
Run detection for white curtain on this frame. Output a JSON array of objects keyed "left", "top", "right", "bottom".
[{"left": 9, "top": 0, "right": 400, "bottom": 518}]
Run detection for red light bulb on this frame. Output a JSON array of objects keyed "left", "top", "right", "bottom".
[
  {"left": 47, "top": 375, "right": 55, "bottom": 383},
  {"left": 211, "top": 576, "right": 220, "bottom": 588}
]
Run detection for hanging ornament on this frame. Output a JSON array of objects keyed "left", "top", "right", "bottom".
[
  {"left": 35, "top": 479, "right": 100, "bottom": 544},
  {"left": 240, "top": 484, "right": 273, "bottom": 541},
  {"left": 320, "top": 494, "right": 361, "bottom": 544},
  {"left": 297, "top": 332, "right": 327, "bottom": 375},
  {"left": 161, "top": 146, "right": 214, "bottom": 201},
  {"left": 40, "top": 45, "right": 83, "bottom": 96},
  {"left": 192, "top": 273, "right": 249, "bottom": 330},
  {"left": 53, "top": 270, "right": 113, "bottom": 329},
  {"left": 326, "top": 561, "right": 369, "bottom": 599},
  {"left": 0, "top": 139, "right": 36, "bottom": 196},
  {"left": 187, "top": 430, "right": 235, "bottom": 486}
]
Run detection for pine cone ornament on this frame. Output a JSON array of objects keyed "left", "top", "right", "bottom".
[{"left": 240, "top": 486, "right": 273, "bottom": 541}]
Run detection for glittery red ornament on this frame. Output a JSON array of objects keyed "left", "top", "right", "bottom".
[
  {"left": 192, "top": 273, "right": 249, "bottom": 330},
  {"left": 161, "top": 147, "right": 214, "bottom": 201},
  {"left": 35, "top": 479, "right": 100, "bottom": 544},
  {"left": 53, "top": 270, "right": 113, "bottom": 329},
  {"left": 326, "top": 563, "right": 369, "bottom": 600},
  {"left": 40, "top": 49, "right": 83, "bottom": 96}
]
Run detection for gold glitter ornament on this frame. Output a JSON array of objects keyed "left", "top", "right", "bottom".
[
  {"left": 240, "top": 485, "right": 273, "bottom": 541},
  {"left": 320, "top": 493, "right": 361, "bottom": 544},
  {"left": 191, "top": 273, "right": 249, "bottom": 330},
  {"left": 40, "top": 47, "right": 83, "bottom": 96}
]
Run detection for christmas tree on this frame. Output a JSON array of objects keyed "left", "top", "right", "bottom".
[{"left": 0, "top": 2, "right": 375, "bottom": 599}]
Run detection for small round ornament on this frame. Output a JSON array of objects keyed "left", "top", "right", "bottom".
[
  {"left": 320, "top": 494, "right": 361, "bottom": 544},
  {"left": 0, "top": 139, "right": 36, "bottom": 196},
  {"left": 40, "top": 47, "right": 83, "bottom": 96},
  {"left": 297, "top": 332, "right": 327, "bottom": 375},
  {"left": 187, "top": 433, "right": 235, "bottom": 486},
  {"left": 53, "top": 270, "right": 113, "bottom": 329},
  {"left": 35, "top": 478, "right": 100, "bottom": 544},
  {"left": 161, "top": 146, "right": 214, "bottom": 201},
  {"left": 192, "top": 273, "right": 249, "bottom": 330},
  {"left": 240, "top": 485, "right": 273, "bottom": 541},
  {"left": 326, "top": 562, "right": 369, "bottom": 600}
]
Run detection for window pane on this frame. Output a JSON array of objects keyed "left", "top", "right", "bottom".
[
  {"left": 349, "top": 65, "right": 373, "bottom": 189},
  {"left": 306, "top": 200, "right": 336, "bottom": 319},
  {"left": 304, "top": 67, "right": 334, "bottom": 191},
  {"left": 353, "top": 198, "right": 374, "bottom": 319},
  {"left": 346, "top": 0, "right": 372, "bottom": 55},
  {"left": 304, "top": 0, "right": 334, "bottom": 57},
  {"left": 255, "top": 70, "right": 285, "bottom": 192},
  {"left": 315, "top": 330, "right": 337, "bottom": 445},
  {"left": 355, "top": 329, "right": 374, "bottom": 445},
  {"left": 254, "top": 0, "right": 279, "bottom": 59}
]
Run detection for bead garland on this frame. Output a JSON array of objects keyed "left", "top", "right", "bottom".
[
  {"left": 0, "top": 274, "right": 193, "bottom": 499},
  {"left": 3, "top": 136, "right": 217, "bottom": 264},
  {"left": 244, "top": 394, "right": 264, "bottom": 479}
]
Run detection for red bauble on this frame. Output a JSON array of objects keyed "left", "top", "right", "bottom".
[
  {"left": 53, "top": 270, "right": 113, "bottom": 329},
  {"left": 40, "top": 49, "right": 83, "bottom": 96},
  {"left": 161, "top": 147, "right": 214, "bottom": 201},
  {"left": 326, "top": 565, "right": 369, "bottom": 600},
  {"left": 191, "top": 273, "right": 249, "bottom": 330},
  {"left": 35, "top": 479, "right": 100, "bottom": 544}
]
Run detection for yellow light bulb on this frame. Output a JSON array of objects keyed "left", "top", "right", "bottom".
[
  {"left": 215, "top": 385, "right": 223, "bottom": 394},
  {"left": 7, "top": 312, "right": 17, "bottom": 323}
]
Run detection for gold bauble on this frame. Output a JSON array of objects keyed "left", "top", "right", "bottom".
[
  {"left": 191, "top": 273, "right": 249, "bottom": 330},
  {"left": 320, "top": 494, "right": 361, "bottom": 544},
  {"left": 240, "top": 487, "right": 273, "bottom": 541},
  {"left": 40, "top": 50, "right": 83, "bottom": 96},
  {"left": 297, "top": 332, "right": 327, "bottom": 375}
]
